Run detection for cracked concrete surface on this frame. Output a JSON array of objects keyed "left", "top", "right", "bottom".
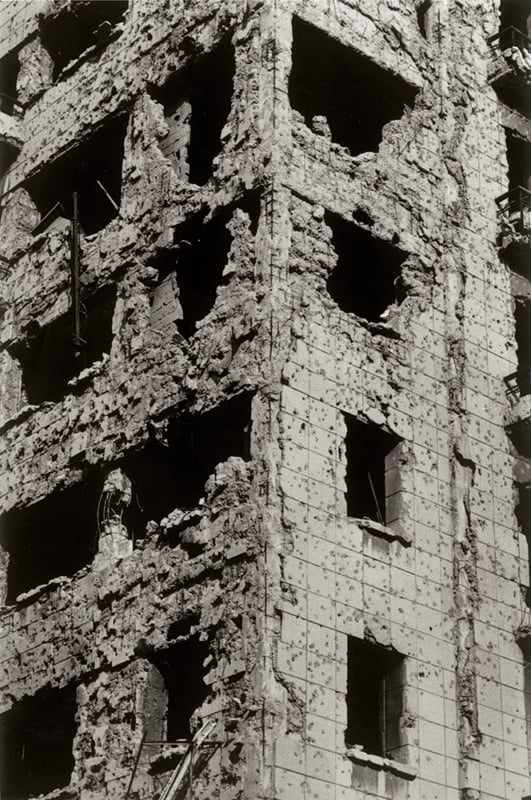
[{"left": 0, "top": 0, "right": 530, "bottom": 799}]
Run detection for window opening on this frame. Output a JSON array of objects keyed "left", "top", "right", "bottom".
[
  {"left": 0, "top": 476, "right": 101, "bottom": 603},
  {"left": 26, "top": 115, "right": 127, "bottom": 236},
  {"left": 344, "top": 414, "right": 402, "bottom": 525},
  {"left": 0, "top": 50, "right": 20, "bottom": 116},
  {"left": 509, "top": 296, "right": 531, "bottom": 398},
  {"left": 150, "top": 636, "right": 210, "bottom": 743},
  {"left": 13, "top": 283, "right": 116, "bottom": 405},
  {"left": 346, "top": 637, "right": 405, "bottom": 759},
  {"left": 506, "top": 129, "right": 531, "bottom": 192},
  {"left": 151, "top": 192, "right": 260, "bottom": 338},
  {"left": 122, "top": 392, "right": 253, "bottom": 531},
  {"left": 153, "top": 38, "right": 235, "bottom": 185},
  {"left": 289, "top": 17, "right": 418, "bottom": 155},
  {"left": 517, "top": 482, "right": 531, "bottom": 606},
  {"left": 0, "top": 684, "right": 77, "bottom": 799},
  {"left": 40, "top": 1, "right": 128, "bottom": 80},
  {"left": 325, "top": 211, "right": 407, "bottom": 323},
  {"left": 417, "top": 0, "right": 434, "bottom": 39}
]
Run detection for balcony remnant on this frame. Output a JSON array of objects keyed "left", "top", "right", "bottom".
[
  {"left": 488, "top": 28, "right": 531, "bottom": 114},
  {"left": 496, "top": 186, "right": 531, "bottom": 274},
  {"left": 504, "top": 366, "right": 531, "bottom": 404}
]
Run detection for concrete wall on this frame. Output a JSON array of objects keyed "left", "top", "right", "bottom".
[{"left": 0, "top": 0, "right": 529, "bottom": 799}]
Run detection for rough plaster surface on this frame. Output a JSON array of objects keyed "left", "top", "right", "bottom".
[{"left": 0, "top": 1, "right": 529, "bottom": 799}]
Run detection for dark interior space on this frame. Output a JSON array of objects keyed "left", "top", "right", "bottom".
[
  {"left": 0, "top": 50, "right": 20, "bottom": 114},
  {"left": 506, "top": 130, "right": 531, "bottom": 191},
  {"left": 40, "top": 1, "right": 128, "bottom": 80},
  {"left": 14, "top": 284, "right": 116, "bottom": 405},
  {"left": 0, "top": 144, "right": 16, "bottom": 184},
  {"left": 188, "top": 39, "right": 235, "bottom": 185},
  {"left": 344, "top": 415, "right": 401, "bottom": 523},
  {"left": 325, "top": 211, "right": 407, "bottom": 323},
  {"left": 122, "top": 392, "right": 253, "bottom": 531},
  {"left": 153, "top": 192, "right": 260, "bottom": 338},
  {"left": 0, "top": 685, "right": 77, "bottom": 800},
  {"left": 515, "top": 297, "right": 531, "bottom": 396},
  {"left": 0, "top": 477, "right": 101, "bottom": 603},
  {"left": 417, "top": 0, "right": 433, "bottom": 39},
  {"left": 152, "top": 38, "right": 234, "bottom": 185},
  {"left": 289, "top": 17, "right": 418, "bottom": 155},
  {"left": 517, "top": 484, "right": 531, "bottom": 606},
  {"left": 154, "top": 636, "right": 210, "bottom": 741},
  {"left": 500, "top": 0, "right": 531, "bottom": 35},
  {"left": 26, "top": 115, "right": 128, "bottom": 235},
  {"left": 346, "top": 637, "right": 403, "bottom": 756}
]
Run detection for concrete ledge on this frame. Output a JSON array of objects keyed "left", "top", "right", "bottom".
[
  {"left": 346, "top": 747, "right": 417, "bottom": 780},
  {"left": 0, "top": 110, "right": 24, "bottom": 151},
  {"left": 352, "top": 517, "right": 412, "bottom": 546}
]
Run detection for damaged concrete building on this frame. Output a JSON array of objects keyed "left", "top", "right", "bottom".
[{"left": 0, "top": 0, "right": 531, "bottom": 798}]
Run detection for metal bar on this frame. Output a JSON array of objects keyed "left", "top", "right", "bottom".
[
  {"left": 143, "top": 740, "right": 223, "bottom": 745},
  {"left": 124, "top": 732, "right": 146, "bottom": 800},
  {"left": 96, "top": 179, "right": 120, "bottom": 212},
  {"left": 367, "top": 472, "right": 384, "bottom": 526},
  {"left": 70, "top": 191, "right": 83, "bottom": 355}
]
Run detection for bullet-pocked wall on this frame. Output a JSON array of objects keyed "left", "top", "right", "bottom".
[{"left": 0, "top": 0, "right": 530, "bottom": 799}]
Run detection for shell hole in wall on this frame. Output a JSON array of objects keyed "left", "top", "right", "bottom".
[
  {"left": 12, "top": 284, "right": 116, "bottom": 405},
  {"left": 150, "top": 191, "right": 260, "bottom": 339},
  {"left": 289, "top": 16, "right": 418, "bottom": 156},
  {"left": 0, "top": 476, "right": 101, "bottom": 604},
  {"left": 25, "top": 115, "right": 128, "bottom": 236},
  {"left": 325, "top": 211, "right": 408, "bottom": 323},
  {"left": 120, "top": 392, "right": 253, "bottom": 534},
  {"left": 0, "top": 684, "right": 77, "bottom": 799},
  {"left": 40, "top": 0, "right": 128, "bottom": 80},
  {"left": 152, "top": 38, "right": 235, "bottom": 186}
]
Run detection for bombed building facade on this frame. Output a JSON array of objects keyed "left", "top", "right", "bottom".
[{"left": 0, "top": 0, "right": 530, "bottom": 798}]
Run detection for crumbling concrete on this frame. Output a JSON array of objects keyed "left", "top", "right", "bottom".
[{"left": 0, "top": 1, "right": 530, "bottom": 799}]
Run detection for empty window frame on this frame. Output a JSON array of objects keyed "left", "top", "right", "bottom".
[
  {"left": 154, "top": 38, "right": 235, "bottom": 185},
  {"left": 506, "top": 130, "right": 531, "bottom": 192},
  {"left": 346, "top": 637, "right": 405, "bottom": 759},
  {"left": 13, "top": 284, "right": 116, "bottom": 405},
  {"left": 151, "top": 192, "right": 260, "bottom": 338},
  {"left": 344, "top": 415, "right": 402, "bottom": 525},
  {"left": 0, "top": 685, "right": 76, "bottom": 799},
  {"left": 26, "top": 115, "right": 128, "bottom": 235},
  {"left": 40, "top": 1, "right": 128, "bottom": 80},
  {"left": 121, "top": 392, "right": 253, "bottom": 529},
  {"left": 0, "top": 477, "right": 101, "bottom": 603},
  {"left": 153, "top": 636, "right": 210, "bottom": 742},
  {"left": 326, "top": 212, "right": 407, "bottom": 323},
  {"left": 289, "top": 17, "right": 418, "bottom": 156},
  {"left": 0, "top": 50, "right": 20, "bottom": 115},
  {"left": 517, "top": 482, "right": 531, "bottom": 606}
]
